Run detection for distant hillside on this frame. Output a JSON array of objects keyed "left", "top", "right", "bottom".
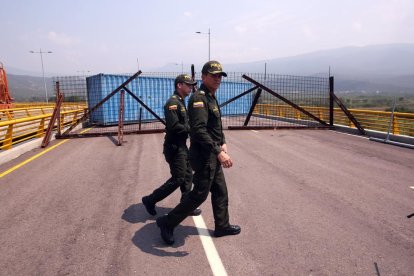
[
  {"left": 6, "top": 66, "right": 43, "bottom": 77},
  {"left": 6, "top": 43, "right": 414, "bottom": 101},
  {"left": 7, "top": 74, "right": 53, "bottom": 101},
  {"left": 224, "top": 43, "right": 414, "bottom": 93},
  {"left": 225, "top": 43, "right": 414, "bottom": 75}
]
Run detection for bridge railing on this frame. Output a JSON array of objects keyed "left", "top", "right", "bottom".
[
  {"left": 1, "top": 103, "right": 413, "bottom": 151},
  {"left": 335, "top": 108, "right": 414, "bottom": 136},
  {"left": 254, "top": 104, "right": 414, "bottom": 136},
  {"left": 0, "top": 106, "right": 86, "bottom": 150}
]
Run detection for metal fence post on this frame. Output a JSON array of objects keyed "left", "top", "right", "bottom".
[{"left": 329, "top": 76, "right": 334, "bottom": 127}]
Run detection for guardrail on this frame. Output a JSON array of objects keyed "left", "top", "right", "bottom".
[
  {"left": 335, "top": 108, "right": 414, "bottom": 136},
  {"left": 255, "top": 104, "right": 414, "bottom": 137},
  {"left": 12, "top": 102, "right": 85, "bottom": 108},
  {"left": 1, "top": 103, "right": 413, "bottom": 151},
  {"left": 0, "top": 106, "right": 86, "bottom": 150},
  {"left": 0, "top": 104, "right": 85, "bottom": 121}
]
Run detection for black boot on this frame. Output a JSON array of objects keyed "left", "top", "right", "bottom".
[
  {"left": 214, "top": 225, "right": 241, "bottom": 237},
  {"left": 156, "top": 215, "right": 175, "bottom": 245},
  {"left": 142, "top": 196, "right": 156, "bottom": 216},
  {"left": 189, "top": 208, "right": 202, "bottom": 216}
]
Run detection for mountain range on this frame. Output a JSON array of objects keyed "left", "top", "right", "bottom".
[
  {"left": 6, "top": 43, "right": 414, "bottom": 101},
  {"left": 224, "top": 43, "right": 414, "bottom": 95}
]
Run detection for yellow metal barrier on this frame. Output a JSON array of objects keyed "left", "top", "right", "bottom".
[
  {"left": 255, "top": 104, "right": 414, "bottom": 137},
  {"left": 2, "top": 103, "right": 413, "bottom": 150},
  {"left": 0, "top": 105, "right": 86, "bottom": 121},
  {"left": 334, "top": 108, "right": 414, "bottom": 137},
  {"left": 12, "top": 102, "right": 85, "bottom": 108},
  {"left": 0, "top": 107, "right": 86, "bottom": 150}
]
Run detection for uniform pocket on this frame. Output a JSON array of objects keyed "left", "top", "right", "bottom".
[{"left": 208, "top": 103, "right": 220, "bottom": 118}]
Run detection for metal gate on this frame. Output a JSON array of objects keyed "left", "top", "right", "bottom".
[{"left": 53, "top": 71, "right": 335, "bottom": 144}]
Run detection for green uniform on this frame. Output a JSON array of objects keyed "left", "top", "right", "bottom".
[
  {"left": 146, "top": 92, "right": 192, "bottom": 204},
  {"left": 165, "top": 84, "right": 230, "bottom": 229}
]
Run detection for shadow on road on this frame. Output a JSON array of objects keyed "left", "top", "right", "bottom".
[
  {"left": 122, "top": 203, "right": 205, "bottom": 256},
  {"left": 122, "top": 203, "right": 173, "bottom": 223},
  {"left": 106, "top": 135, "right": 128, "bottom": 146},
  {"left": 131, "top": 223, "right": 199, "bottom": 257}
]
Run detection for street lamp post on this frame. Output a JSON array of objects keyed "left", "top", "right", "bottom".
[
  {"left": 30, "top": 49, "right": 52, "bottom": 103},
  {"left": 196, "top": 28, "right": 210, "bottom": 61}
]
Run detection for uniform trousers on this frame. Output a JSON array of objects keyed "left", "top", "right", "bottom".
[
  {"left": 148, "top": 144, "right": 192, "bottom": 203},
  {"left": 165, "top": 145, "right": 230, "bottom": 229}
]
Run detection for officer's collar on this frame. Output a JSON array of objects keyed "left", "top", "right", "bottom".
[
  {"left": 173, "top": 91, "right": 184, "bottom": 101},
  {"left": 199, "top": 84, "right": 215, "bottom": 98}
]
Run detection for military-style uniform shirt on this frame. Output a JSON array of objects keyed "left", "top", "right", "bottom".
[
  {"left": 164, "top": 91, "right": 190, "bottom": 145},
  {"left": 188, "top": 84, "right": 226, "bottom": 155}
]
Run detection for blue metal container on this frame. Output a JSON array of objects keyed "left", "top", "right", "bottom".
[
  {"left": 86, "top": 74, "right": 253, "bottom": 125},
  {"left": 86, "top": 74, "right": 173, "bottom": 125}
]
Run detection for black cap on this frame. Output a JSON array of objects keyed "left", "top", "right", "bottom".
[
  {"left": 175, "top": 74, "right": 197, "bottom": 86},
  {"left": 201, "top": 60, "right": 227, "bottom": 77}
]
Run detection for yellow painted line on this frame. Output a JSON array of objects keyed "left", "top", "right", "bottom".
[
  {"left": 0, "top": 128, "right": 91, "bottom": 178},
  {"left": 0, "top": 140, "right": 68, "bottom": 178}
]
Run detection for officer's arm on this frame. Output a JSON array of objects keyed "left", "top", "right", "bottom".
[
  {"left": 219, "top": 106, "right": 226, "bottom": 146},
  {"left": 222, "top": 133, "right": 226, "bottom": 146},
  {"left": 165, "top": 101, "right": 187, "bottom": 135},
  {"left": 189, "top": 96, "right": 221, "bottom": 154}
]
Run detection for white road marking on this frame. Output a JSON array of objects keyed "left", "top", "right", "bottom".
[
  {"left": 329, "top": 130, "right": 369, "bottom": 139},
  {"left": 410, "top": 186, "right": 414, "bottom": 190},
  {"left": 251, "top": 130, "right": 259, "bottom": 133},
  {"left": 193, "top": 215, "right": 228, "bottom": 276}
]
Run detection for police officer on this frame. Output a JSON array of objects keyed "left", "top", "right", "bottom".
[
  {"left": 156, "top": 61, "right": 240, "bottom": 245},
  {"left": 142, "top": 74, "right": 201, "bottom": 217}
]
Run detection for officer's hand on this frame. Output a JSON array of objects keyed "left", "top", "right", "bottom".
[
  {"left": 218, "top": 151, "right": 233, "bottom": 168},
  {"left": 221, "top": 144, "right": 228, "bottom": 154}
]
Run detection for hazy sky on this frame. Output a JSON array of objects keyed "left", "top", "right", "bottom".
[{"left": 1, "top": 0, "right": 413, "bottom": 75}]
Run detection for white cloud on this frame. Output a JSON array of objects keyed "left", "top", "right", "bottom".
[
  {"left": 98, "top": 43, "right": 110, "bottom": 54},
  {"left": 234, "top": 25, "right": 248, "bottom": 34},
  {"left": 183, "top": 11, "right": 192, "bottom": 17},
  {"left": 48, "top": 31, "right": 80, "bottom": 46},
  {"left": 352, "top": 21, "right": 363, "bottom": 32},
  {"left": 301, "top": 25, "right": 318, "bottom": 41},
  {"left": 17, "top": 33, "right": 31, "bottom": 41}
]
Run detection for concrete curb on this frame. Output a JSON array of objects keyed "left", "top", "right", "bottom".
[
  {"left": 333, "top": 125, "right": 414, "bottom": 146},
  {"left": 0, "top": 135, "right": 56, "bottom": 166},
  {"left": 0, "top": 125, "right": 83, "bottom": 166}
]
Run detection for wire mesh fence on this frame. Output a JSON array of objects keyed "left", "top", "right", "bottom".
[
  {"left": 53, "top": 71, "right": 331, "bottom": 138},
  {"left": 53, "top": 75, "right": 88, "bottom": 104},
  {"left": 221, "top": 73, "right": 330, "bottom": 128}
]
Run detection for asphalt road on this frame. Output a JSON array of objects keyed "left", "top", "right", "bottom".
[{"left": 0, "top": 130, "right": 413, "bottom": 275}]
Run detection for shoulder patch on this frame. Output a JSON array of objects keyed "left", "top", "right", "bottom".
[
  {"left": 172, "top": 95, "right": 177, "bottom": 98},
  {"left": 193, "top": 101, "right": 204, "bottom": 108},
  {"left": 168, "top": 105, "right": 178, "bottom": 110},
  {"left": 199, "top": 91, "right": 205, "bottom": 95}
]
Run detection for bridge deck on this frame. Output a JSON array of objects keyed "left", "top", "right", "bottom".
[{"left": 0, "top": 129, "right": 413, "bottom": 275}]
